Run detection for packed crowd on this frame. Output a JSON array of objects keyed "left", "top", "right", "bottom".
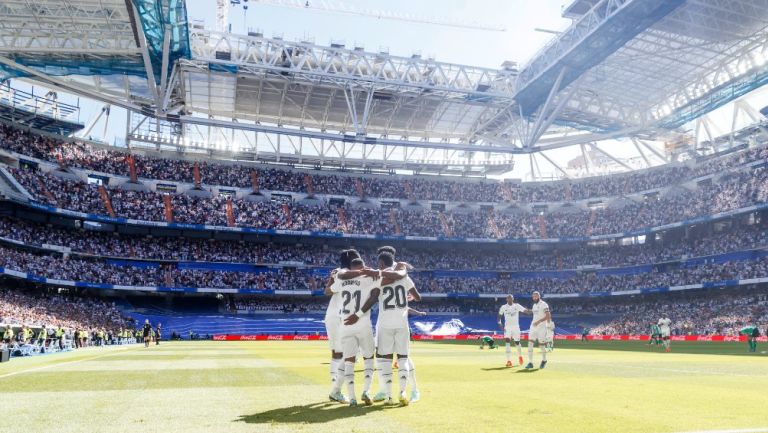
[
  {"left": 584, "top": 289, "right": 768, "bottom": 336},
  {"left": 423, "top": 257, "right": 768, "bottom": 295},
  {"left": 3, "top": 123, "right": 768, "bottom": 204},
  {"left": 0, "top": 288, "right": 134, "bottom": 350},
  {"left": 1, "top": 216, "right": 766, "bottom": 272},
  {"left": 9, "top": 162, "right": 768, "bottom": 239},
  {"left": 3, "top": 243, "right": 768, "bottom": 295}
]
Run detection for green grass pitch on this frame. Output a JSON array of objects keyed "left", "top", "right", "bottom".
[{"left": 0, "top": 340, "right": 766, "bottom": 433}]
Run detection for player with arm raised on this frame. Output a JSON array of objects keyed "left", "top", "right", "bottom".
[
  {"left": 369, "top": 251, "right": 420, "bottom": 406},
  {"left": 370, "top": 246, "right": 423, "bottom": 403},
  {"left": 335, "top": 245, "right": 413, "bottom": 282},
  {"left": 498, "top": 294, "right": 529, "bottom": 367},
  {"left": 525, "top": 291, "right": 552, "bottom": 370},
  {"left": 329, "top": 258, "right": 379, "bottom": 407},
  {"left": 325, "top": 249, "right": 360, "bottom": 403}
]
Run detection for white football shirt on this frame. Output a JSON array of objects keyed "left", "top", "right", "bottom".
[
  {"left": 531, "top": 300, "right": 550, "bottom": 328},
  {"left": 335, "top": 275, "right": 379, "bottom": 331},
  {"left": 498, "top": 303, "right": 526, "bottom": 329},
  {"left": 324, "top": 268, "right": 344, "bottom": 321},
  {"left": 658, "top": 318, "right": 671, "bottom": 330},
  {"left": 377, "top": 276, "right": 416, "bottom": 329}
]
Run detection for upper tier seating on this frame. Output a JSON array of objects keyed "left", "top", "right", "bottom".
[{"left": 2, "top": 123, "right": 768, "bottom": 204}]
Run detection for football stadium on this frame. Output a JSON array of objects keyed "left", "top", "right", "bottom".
[{"left": 1, "top": 0, "right": 768, "bottom": 432}]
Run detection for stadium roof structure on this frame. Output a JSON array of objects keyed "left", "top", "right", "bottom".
[
  {"left": 0, "top": 83, "right": 83, "bottom": 135},
  {"left": 1, "top": 0, "right": 768, "bottom": 175}
]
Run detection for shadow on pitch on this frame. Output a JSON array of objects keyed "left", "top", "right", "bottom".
[
  {"left": 515, "top": 368, "right": 539, "bottom": 373},
  {"left": 237, "top": 401, "right": 386, "bottom": 424},
  {"left": 481, "top": 366, "right": 516, "bottom": 371}
]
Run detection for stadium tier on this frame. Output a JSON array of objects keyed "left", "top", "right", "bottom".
[
  {"left": 3, "top": 123, "right": 768, "bottom": 206},
  {"left": 6, "top": 163, "right": 768, "bottom": 239},
  {"left": 1, "top": 125, "right": 767, "bottom": 241},
  {"left": 0, "top": 122, "right": 767, "bottom": 298}
]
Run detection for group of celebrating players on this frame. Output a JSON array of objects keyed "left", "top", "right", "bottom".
[
  {"left": 322, "top": 246, "right": 555, "bottom": 408},
  {"left": 323, "top": 246, "right": 421, "bottom": 407}
]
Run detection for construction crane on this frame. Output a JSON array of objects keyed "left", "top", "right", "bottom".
[{"left": 218, "top": 0, "right": 506, "bottom": 33}]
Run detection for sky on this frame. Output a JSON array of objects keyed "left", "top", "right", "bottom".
[
  {"left": 188, "top": 0, "right": 572, "bottom": 70},
  {"left": 9, "top": 0, "right": 768, "bottom": 180}
]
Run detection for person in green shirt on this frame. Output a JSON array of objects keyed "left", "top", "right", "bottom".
[
  {"left": 648, "top": 323, "right": 662, "bottom": 347},
  {"left": 37, "top": 326, "right": 48, "bottom": 347},
  {"left": 3, "top": 325, "right": 14, "bottom": 344},
  {"left": 22, "top": 326, "right": 32, "bottom": 344},
  {"left": 739, "top": 326, "right": 760, "bottom": 353},
  {"left": 55, "top": 327, "right": 64, "bottom": 350},
  {"left": 478, "top": 335, "right": 498, "bottom": 350}
]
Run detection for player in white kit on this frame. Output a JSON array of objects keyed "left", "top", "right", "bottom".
[
  {"left": 498, "top": 294, "right": 529, "bottom": 367},
  {"left": 370, "top": 251, "right": 420, "bottom": 406},
  {"left": 658, "top": 317, "right": 672, "bottom": 352},
  {"left": 525, "top": 291, "right": 552, "bottom": 370},
  {"left": 545, "top": 320, "right": 556, "bottom": 352},
  {"left": 329, "top": 258, "right": 380, "bottom": 407},
  {"left": 325, "top": 249, "right": 360, "bottom": 403}
]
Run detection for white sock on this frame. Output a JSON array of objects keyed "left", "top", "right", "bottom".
[
  {"left": 528, "top": 342, "right": 534, "bottom": 364},
  {"left": 505, "top": 342, "right": 511, "bottom": 361},
  {"left": 540, "top": 345, "right": 547, "bottom": 362},
  {"left": 377, "top": 358, "right": 393, "bottom": 398},
  {"left": 408, "top": 358, "right": 419, "bottom": 392},
  {"left": 345, "top": 361, "right": 356, "bottom": 399},
  {"left": 363, "top": 358, "right": 374, "bottom": 393},
  {"left": 330, "top": 358, "right": 339, "bottom": 384},
  {"left": 332, "top": 362, "right": 345, "bottom": 393},
  {"left": 515, "top": 342, "right": 522, "bottom": 359},
  {"left": 397, "top": 358, "right": 409, "bottom": 394}
]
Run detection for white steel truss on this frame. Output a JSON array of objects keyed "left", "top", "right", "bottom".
[
  {"left": 0, "top": 0, "right": 139, "bottom": 59},
  {"left": 0, "top": 0, "right": 767, "bottom": 177}
]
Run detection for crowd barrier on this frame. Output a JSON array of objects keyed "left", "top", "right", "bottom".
[{"left": 212, "top": 334, "right": 767, "bottom": 342}]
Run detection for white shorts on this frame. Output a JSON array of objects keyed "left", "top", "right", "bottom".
[
  {"left": 528, "top": 325, "right": 548, "bottom": 343},
  {"left": 504, "top": 327, "right": 521, "bottom": 341},
  {"left": 377, "top": 327, "right": 410, "bottom": 356},
  {"left": 341, "top": 326, "right": 375, "bottom": 359},
  {"left": 661, "top": 329, "right": 671, "bottom": 338},
  {"left": 325, "top": 316, "right": 343, "bottom": 353}
]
